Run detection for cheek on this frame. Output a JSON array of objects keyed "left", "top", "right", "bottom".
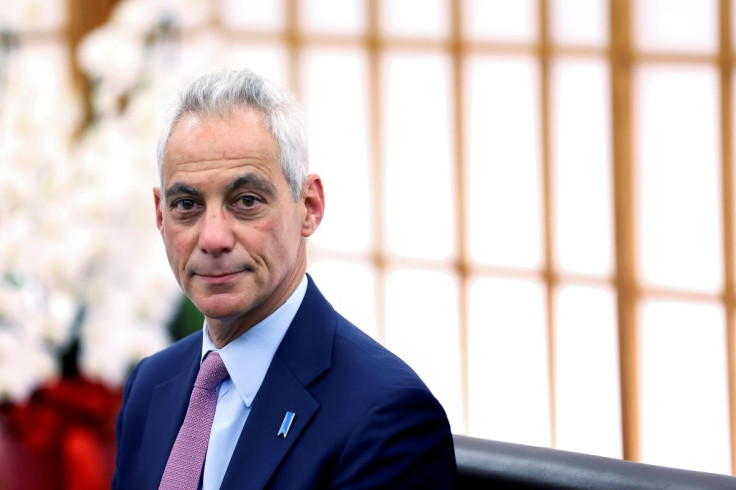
[
  {"left": 273, "top": 215, "right": 301, "bottom": 250},
  {"left": 240, "top": 225, "right": 277, "bottom": 255},
  {"left": 242, "top": 220, "right": 295, "bottom": 259},
  {"left": 164, "top": 228, "right": 196, "bottom": 266}
]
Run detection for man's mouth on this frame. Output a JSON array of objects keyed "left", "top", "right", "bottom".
[{"left": 193, "top": 266, "right": 253, "bottom": 284}]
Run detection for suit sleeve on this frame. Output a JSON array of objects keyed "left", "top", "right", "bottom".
[
  {"left": 330, "top": 386, "right": 456, "bottom": 489},
  {"left": 111, "top": 360, "right": 142, "bottom": 490}
]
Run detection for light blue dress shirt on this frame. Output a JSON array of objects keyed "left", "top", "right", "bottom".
[{"left": 200, "top": 276, "right": 308, "bottom": 490}]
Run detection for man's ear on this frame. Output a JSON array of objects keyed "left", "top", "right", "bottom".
[
  {"left": 301, "top": 174, "right": 325, "bottom": 238},
  {"left": 153, "top": 186, "right": 165, "bottom": 237}
]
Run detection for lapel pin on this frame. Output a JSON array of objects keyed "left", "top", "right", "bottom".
[{"left": 278, "top": 411, "right": 295, "bottom": 438}]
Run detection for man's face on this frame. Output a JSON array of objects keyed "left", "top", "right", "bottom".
[{"left": 154, "top": 108, "right": 322, "bottom": 341}]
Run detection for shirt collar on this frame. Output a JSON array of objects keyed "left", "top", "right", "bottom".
[{"left": 201, "top": 275, "right": 308, "bottom": 406}]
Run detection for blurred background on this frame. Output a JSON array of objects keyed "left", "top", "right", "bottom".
[{"left": 1, "top": 0, "right": 735, "bottom": 487}]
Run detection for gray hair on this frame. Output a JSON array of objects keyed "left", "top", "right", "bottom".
[{"left": 156, "top": 69, "right": 308, "bottom": 200}]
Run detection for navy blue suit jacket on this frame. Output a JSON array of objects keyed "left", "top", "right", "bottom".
[{"left": 113, "top": 277, "right": 456, "bottom": 488}]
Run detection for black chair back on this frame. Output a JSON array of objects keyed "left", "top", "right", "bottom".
[{"left": 454, "top": 434, "right": 736, "bottom": 489}]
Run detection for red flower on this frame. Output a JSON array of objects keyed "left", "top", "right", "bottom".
[{"left": 0, "top": 376, "right": 122, "bottom": 490}]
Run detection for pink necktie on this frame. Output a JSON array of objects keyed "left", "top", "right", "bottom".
[{"left": 159, "top": 351, "right": 229, "bottom": 490}]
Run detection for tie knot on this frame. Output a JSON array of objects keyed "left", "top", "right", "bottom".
[{"left": 195, "top": 352, "right": 229, "bottom": 390}]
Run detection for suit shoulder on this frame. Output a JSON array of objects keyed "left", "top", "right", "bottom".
[{"left": 331, "top": 315, "right": 429, "bottom": 392}]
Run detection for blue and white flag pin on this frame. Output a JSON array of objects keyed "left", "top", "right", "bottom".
[{"left": 278, "top": 411, "right": 296, "bottom": 438}]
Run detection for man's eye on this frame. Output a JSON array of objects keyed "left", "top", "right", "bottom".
[
  {"left": 174, "top": 199, "right": 196, "bottom": 211},
  {"left": 239, "top": 195, "right": 259, "bottom": 207}
]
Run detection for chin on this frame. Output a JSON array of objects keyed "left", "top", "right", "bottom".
[{"left": 192, "top": 295, "right": 251, "bottom": 322}]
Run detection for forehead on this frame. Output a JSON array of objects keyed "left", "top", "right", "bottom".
[{"left": 162, "top": 108, "right": 283, "bottom": 184}]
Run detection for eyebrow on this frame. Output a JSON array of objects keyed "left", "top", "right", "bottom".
[
  {"left": 226, "top": 173, "right": 276, "bottom": 198},
  {"left": 164, "top": 174, "right": 277, "bottom": 202},
  {"left": 164, "top": 183, "right": 201, "bottom": 201}
]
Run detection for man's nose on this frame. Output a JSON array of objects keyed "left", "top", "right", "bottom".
[{"left": 198, "top": 208, "right": 235, "bottom": 256}]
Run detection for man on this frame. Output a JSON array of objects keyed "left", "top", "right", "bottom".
[{"left": 112, "top": 69, "right": 456, "bottom": 489}]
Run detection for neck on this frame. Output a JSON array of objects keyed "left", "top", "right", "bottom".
[{"left": 206, "top": 241, "right": 307, "bottom": 349}]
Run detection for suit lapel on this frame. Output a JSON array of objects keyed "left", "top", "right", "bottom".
[
  {"left": 221, "top": 276, "right": 336, "bottom": 488},
  {"left": 221, "top": 356, "right": 319, "bottom": 488},
  {"left": 134, "top": 354, "right": 200, "bottom": 489}
]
